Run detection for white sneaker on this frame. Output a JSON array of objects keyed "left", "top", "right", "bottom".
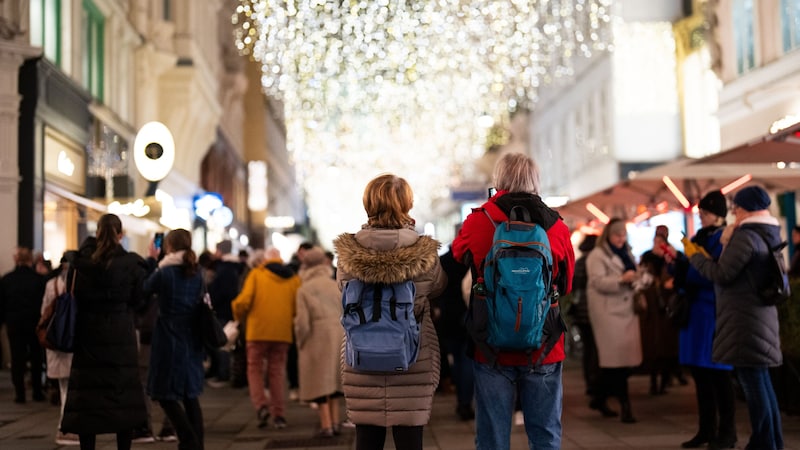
[
  {"left": 514, "top": 411, "right": 524, "bottom": 426},
  {"left": 340, "top": 419, "right": 356, "bottom": 428},
  {"left": 289, "top": 389, "right": 299, "bottom": 401},
  {"left": 55, "top": 432, "right": 80, "bottom": 446}
]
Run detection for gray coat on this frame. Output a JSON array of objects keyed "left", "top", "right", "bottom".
[
  {"left": 585, "top": 240, "right": 643, "bottom": 368},
  {"left": 690, "top": 217, "right": 783, "bottom": 367},
  {"left": 333, "top": 227, "right": 446, "bottom": 427}
]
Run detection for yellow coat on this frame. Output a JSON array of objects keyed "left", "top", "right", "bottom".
[{"left": 231, "top": 258, "right": 301, "bottom": 343}]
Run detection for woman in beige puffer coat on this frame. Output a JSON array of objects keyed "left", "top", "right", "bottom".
[{"left": 333, "top": 174, "right": 446, "bottom": 450}]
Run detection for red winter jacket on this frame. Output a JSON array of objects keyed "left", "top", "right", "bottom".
[{"left": 452, "top": 191, "right": 575, "bottom": 366}]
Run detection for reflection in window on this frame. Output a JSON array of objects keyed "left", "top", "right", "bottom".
[
  {"left": 733, "top": 0, "right": 756, "bottom": 74},
  {"left": 782, "top": 0, "right": 800, "bottom": 52},
  {"left": 82, "top": 0, "right": 104, "bottom": 101}
]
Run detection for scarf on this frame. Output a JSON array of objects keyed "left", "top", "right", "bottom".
[
  {"left": 158, "top": 250, "right": 185, "bottom": 268},
  {"left": 608, "top": 240, "right": 637, "bottom": 272}
]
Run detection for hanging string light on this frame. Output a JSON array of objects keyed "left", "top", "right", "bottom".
[{"left": 232, "top": 0, "right": 615, "bottom": 246}]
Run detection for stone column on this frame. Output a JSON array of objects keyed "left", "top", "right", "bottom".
[{"left": 0, "top": 40, "right": 40, "bottom": 276}]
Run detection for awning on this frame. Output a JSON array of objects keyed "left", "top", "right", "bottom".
[{"left": 556, "top": 122, "right": 800, "bottom": 226}]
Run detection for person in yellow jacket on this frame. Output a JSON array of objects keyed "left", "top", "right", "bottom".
[{"left": 231, "top": 247, "right": 301, "bottom": 430}]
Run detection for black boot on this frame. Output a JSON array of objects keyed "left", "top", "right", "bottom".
[
  {"left": 620, "top": 400, "right": 636, "bottom": 423},
  {"left": 707, "top": 435, "right": 736, "bottom": 449},
  {"left": 589, "top": 398, "right": 618, "bottom": 418},
  {"left": 680, "top": 433, "right": 710, "bottom": 448}
]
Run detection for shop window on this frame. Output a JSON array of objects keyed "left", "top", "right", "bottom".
[
  {"left": 82, "top": 0, "right": 104, "bottom": 102},
  {"left": 782, "top": 0, "right": 800, "bottom": 52},
  {"left": 29, "top": 0, "right": 61, "bottom": 66},
  {"left": 733, "top": 0, "right": 756, "bottom": 74}
]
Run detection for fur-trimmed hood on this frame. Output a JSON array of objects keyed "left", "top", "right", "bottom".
[{"left": 333, "top": 228, "right": 440, "bottom": 284}]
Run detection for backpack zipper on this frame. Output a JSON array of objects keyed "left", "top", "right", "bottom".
[{"left": 515, "top": 297, "right": 522, "bottom": 332}]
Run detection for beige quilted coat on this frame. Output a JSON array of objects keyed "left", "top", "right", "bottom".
[{"left": 333, "top": 227, "right": 446, "bottom": 427}]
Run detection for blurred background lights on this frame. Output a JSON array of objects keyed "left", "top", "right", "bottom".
[{"left": 234, "top": 1, "right": 615, "bottom": 246}]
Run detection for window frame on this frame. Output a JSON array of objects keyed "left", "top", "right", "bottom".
[{"left": 82, "top": 0, "right": 105, "bottom": 102}]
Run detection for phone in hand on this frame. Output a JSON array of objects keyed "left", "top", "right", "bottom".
[
  {"left": 154, "top": 232, "right": 164, "bottom": 251},
  {"left": 488, "top": 187, "right": 497, "bottom": 198}
]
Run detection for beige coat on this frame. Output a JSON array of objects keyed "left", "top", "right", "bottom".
[
  {"left": 586, "top": 241, "right": 643, "bottom": 368},
  {"left": 333, "top": 227, "right": 446, "bottom": 427},
  {"left": 294, "top": 264, "right": 343, "bottom": 402}
]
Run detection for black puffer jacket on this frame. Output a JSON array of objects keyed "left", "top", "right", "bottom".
[
  {"left": 61, "top": 239, "right": 148, "bottom": 434},
  {"left": 690, "top": 217, "right": 783, "bottom": 367}
]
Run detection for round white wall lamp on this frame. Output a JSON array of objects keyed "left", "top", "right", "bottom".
[{"left": 134, "top": 121, "right": 175, "bottom": 182}]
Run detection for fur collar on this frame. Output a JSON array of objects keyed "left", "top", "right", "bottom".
[{"left": 333, "top": 231, "right": 440, "bottom": 284}]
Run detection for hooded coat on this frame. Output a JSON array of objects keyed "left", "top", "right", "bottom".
[
  {"left": 231, "top": 258, "right": 300, "bottom": 343},
  {"left": 333, "top": 227, "right": 446, "bottom": 427},
  {"left": 690, "top": 216, "right": 783, "bottom": 367}
]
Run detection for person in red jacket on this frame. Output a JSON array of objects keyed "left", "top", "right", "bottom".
[{"left": 452, "top": 152, "right": 575, "bottom": 450}]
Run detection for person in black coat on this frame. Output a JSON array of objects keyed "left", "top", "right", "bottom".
[
  {"left": 60, "top": 214, "right": 148, "bottom": 450},
  {"left": 431, "top": 246, "right": 473, "bottom": 420},
  {"left": 206, "top": 240, "right": 243, "bottom": 386},
  {"left": 0, "top": 246, "right": 46, "bottom": 403}
]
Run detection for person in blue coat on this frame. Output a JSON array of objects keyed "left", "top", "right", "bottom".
[
  {"left": 674, "top": 190, "right": 736, "bottom": 449},
  {"left": 144, "top": 229, "right": 205, "bottom": 449},
  {"left": 687, "top": 186, "right": 785, "bottom": 450}
]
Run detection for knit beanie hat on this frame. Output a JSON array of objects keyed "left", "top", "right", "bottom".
[
  {"left": 733, "top": 186, "right": 771, "bottom": 212},
  {"left": 698, "top": 190, "right": 727, "bottom": 218}
]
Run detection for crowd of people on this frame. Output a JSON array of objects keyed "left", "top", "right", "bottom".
[{"left": 0, "top": 152, "right": 794, "bottom": 450}]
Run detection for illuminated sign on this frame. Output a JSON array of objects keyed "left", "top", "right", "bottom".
[{"left": 57, "top": 151, "right": 75, "bottom": 176}]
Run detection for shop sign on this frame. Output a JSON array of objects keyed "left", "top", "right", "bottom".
[{"left": 44, "top": 127, "right": 86, "bottom": 193}]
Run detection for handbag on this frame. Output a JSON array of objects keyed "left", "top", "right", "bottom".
[
  {"left": 41, "top": 269, "right": 78, "bottom": 352},
  {"left": 195, "top": 285, "right": 227, "bottom": 351},
  {"left": 665, "top": 292, "right": 690, "bottom": 328}
]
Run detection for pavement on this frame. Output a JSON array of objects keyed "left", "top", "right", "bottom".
[{"left": 1, "top": 357, "right": 800, "bottom": 449}]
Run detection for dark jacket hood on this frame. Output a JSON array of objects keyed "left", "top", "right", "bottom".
[
  {"left": 264, "top": 262, "right": 295, "bottom": 279},
  {"left": 494, "top": 192, "right": 560, "bottom": 230}
]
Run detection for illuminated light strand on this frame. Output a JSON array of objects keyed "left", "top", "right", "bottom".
[
  {"left": 586, "top": 202, "right": 610, "bottom": 224},
  {"left": 720, "top": 174, "right": 752, "bottom": 195},
  {"left": 662, "top": 176, "right": 690, "bottom": 209}
]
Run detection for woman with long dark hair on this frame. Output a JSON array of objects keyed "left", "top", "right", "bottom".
[
  {"left": 60, "top": 214, "right": 148, "bottom": 450},
  {"left": 144, "top": 229, "right": 206, "bottom": 449}
]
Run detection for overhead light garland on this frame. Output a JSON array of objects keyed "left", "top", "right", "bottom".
[{"left": 233, "top": 0, "right": 615, "bottom": 246}]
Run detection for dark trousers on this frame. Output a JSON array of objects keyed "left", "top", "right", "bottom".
[
  {"left": 159, "top": 397, "right": 204, "bottom": 450},
  {"left": 597, "top": 367, "right": 632, "bottom": 403},
  {"left": 287, "top": 341, "right": 299, "bottom": 389},
  {"left": 442, "top": 335, "right": 474, "bottom": 408},
  {"left": 8, "top": 328, "right": 43, "bottom": 400},
  {"left": 576, "top": 323, "right": 600, "bottom": 396},
  {"left": 690, "top": 366, "right": 736, "bottom": 441},
  {"left": 79, "top": 431, "right": 132, "bottom": 450},
  {"left": 355, "top": 424, "right": 423, "bottom": 450}
]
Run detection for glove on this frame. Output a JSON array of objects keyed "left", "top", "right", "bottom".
[{"left": 681, "top": 237, "right": 709, "bottom": 259}]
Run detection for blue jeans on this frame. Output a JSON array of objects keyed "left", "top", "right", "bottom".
[
  {"left": 736, "top": 367, "right": 783, "bottom": 450},
  {"left": 473, "top": 360, "right": 562, "bottom": 450}
]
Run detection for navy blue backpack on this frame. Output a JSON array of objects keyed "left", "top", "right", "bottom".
[{"left": 341, "top": 279, "right": 419, "bottom": 372}]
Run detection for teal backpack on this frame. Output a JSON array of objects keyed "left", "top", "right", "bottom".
[{"left": 482, "top": 205, "right": 557, "bottom": 350}]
